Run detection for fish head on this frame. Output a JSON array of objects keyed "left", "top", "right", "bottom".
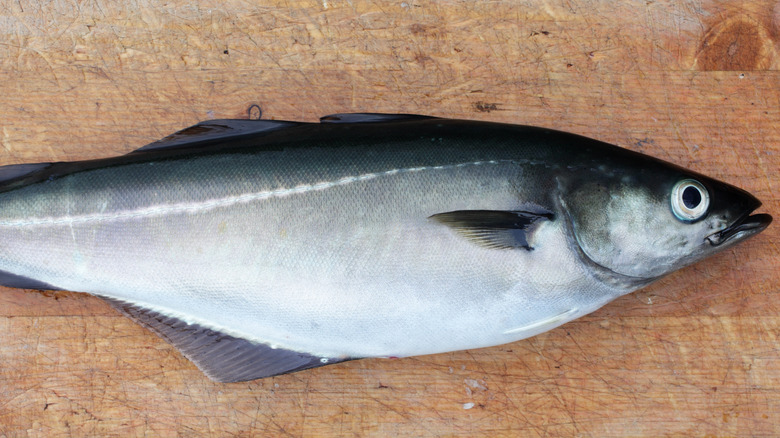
[{"left": 559, "top": 154, "right": 771, "bottom": 284}]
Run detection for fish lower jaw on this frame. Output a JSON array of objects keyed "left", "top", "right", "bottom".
[{"left": 706, "top": 213, "right": 772, "bottom": 246}]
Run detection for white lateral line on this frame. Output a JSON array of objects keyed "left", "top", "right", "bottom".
[{"left": 0, "top": 160, "right": 504, "bottom": 227}]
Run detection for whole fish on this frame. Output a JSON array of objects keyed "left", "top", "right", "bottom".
[{"left": 0, "top": 114, "right": 771, "bottom": 382}]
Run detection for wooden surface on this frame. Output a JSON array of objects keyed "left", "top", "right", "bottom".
[{"left": 0, "top": 0, "right": 778, "bottom": 436}]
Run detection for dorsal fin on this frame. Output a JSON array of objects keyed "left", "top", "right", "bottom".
[
  {"left": 0, "top": 162, "right": 53, "bottom": 185},
  {"left": 429, "top": 210, "right": 554, "bottom": 250},
  {"left": 102, "top": 298, "right": 354, "bottom": 382},
  {"left": 320, "top": 113, "right": 437, "bottom": 124},
  {"left": 132, "top": 119, "right": 302, "bottom": 153}
]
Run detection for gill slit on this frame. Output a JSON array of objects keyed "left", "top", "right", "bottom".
[{"left": 553, "top": 177, "right": 658, "bottom": 290}]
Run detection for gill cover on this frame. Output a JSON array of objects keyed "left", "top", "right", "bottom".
[{"left": 562, "top": 176, "right": 710, "bottom": 280}]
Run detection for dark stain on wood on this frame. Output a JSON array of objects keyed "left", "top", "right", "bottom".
[
  {"left": 473, "top": 101, "right": 501, "bottom": 113},
  {"left": 695, "top": 14, "right": 777, "bottom": 70},
  {"left": 409, "top": 23, "right": 445, "bottom": 39}
]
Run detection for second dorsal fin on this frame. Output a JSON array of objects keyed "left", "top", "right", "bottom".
[
  {"left": 319, "top": 113, "right": 437, "bottom": 124},
  {"left": 133, "top": 114, "right": 436, "bottom": 154},
  {"left": 132, "top": 119, "right": 302, "bottom": 153}
]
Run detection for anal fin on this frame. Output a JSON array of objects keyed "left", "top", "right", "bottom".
[
  {"left": 0, "top": 269, "right": 62, "bottom": 291},
  {"left": 103, "top": 298, "right": 353, "bottom": 382}
]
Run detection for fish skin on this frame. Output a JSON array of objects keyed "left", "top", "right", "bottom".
[{"left": 0, "top": 115, "right": 771, "bottom": 381}]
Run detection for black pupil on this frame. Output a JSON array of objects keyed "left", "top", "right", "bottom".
[{"left": 682, "top": 186, "right": 702, "bottom": 209}]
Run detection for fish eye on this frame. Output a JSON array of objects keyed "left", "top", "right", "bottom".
[{"left": 671, "top": 179, "right": 710, "bottom": 222}]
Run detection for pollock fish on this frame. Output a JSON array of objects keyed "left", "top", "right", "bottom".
[{"left": 0, "top": 114, "right": 771, "bottom": 381}]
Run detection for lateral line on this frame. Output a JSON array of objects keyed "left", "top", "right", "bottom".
[{"left": 0, "top": 160, "right": 505, "bottom": 227}]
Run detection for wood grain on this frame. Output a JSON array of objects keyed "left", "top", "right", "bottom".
[{"left": 0, "top": 0, "right": 778, "bottom": 436}]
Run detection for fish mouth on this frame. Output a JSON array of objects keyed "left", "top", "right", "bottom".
[{"left": 706, "top": 212, "right": 772, "bottom": 246}]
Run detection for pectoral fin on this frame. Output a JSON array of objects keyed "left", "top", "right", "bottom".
[
  {"left": 429, "top": 210, "right": 553, "bottom": 250},
  {"left": 103, "top": 298, "right": 354, "bottom": 382}
]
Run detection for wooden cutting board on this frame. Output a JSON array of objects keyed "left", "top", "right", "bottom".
[{"left": 0, "top": 0, "right": 778, "bottom": 436}]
